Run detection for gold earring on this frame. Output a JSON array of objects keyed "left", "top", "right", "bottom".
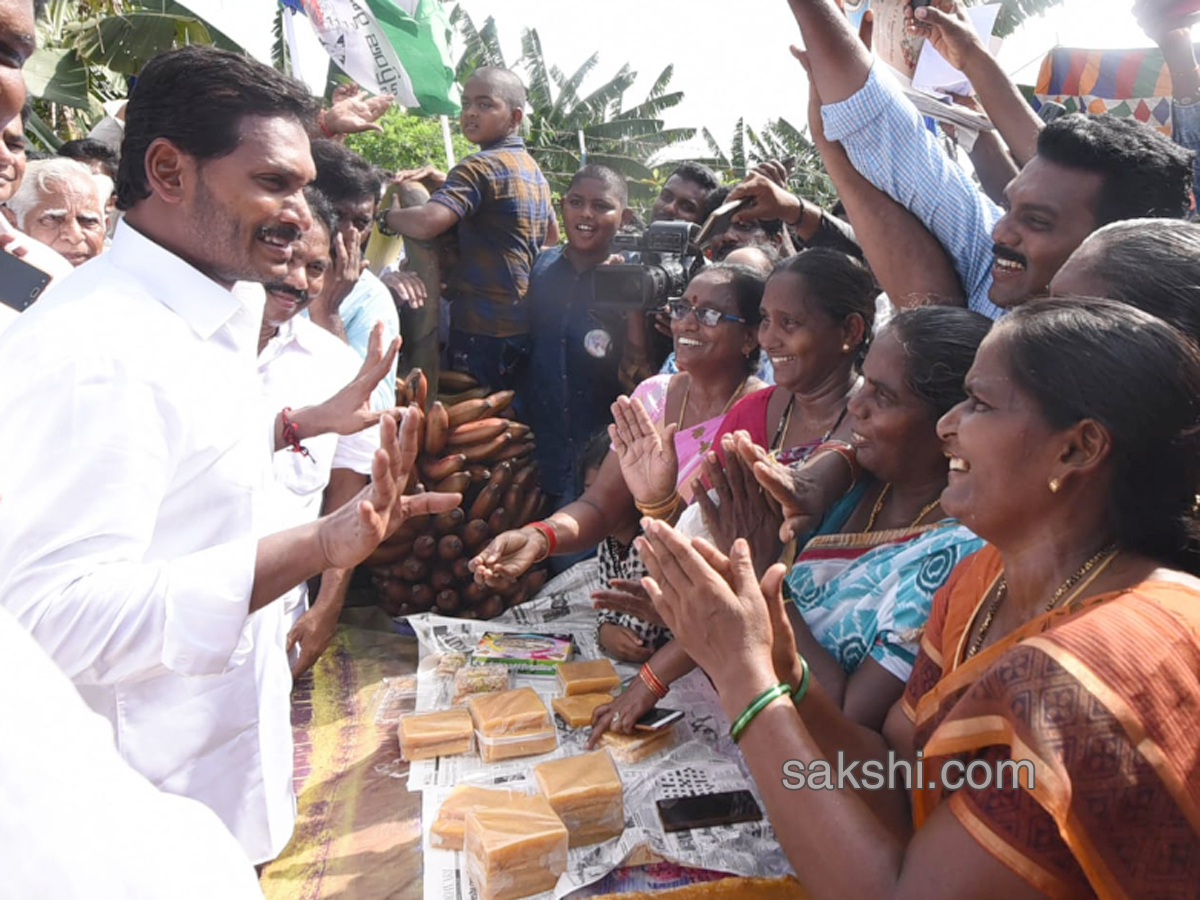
[
  {"left": 842, "top": 343, "right": 851, "bottom": 353},
  {"left": 1049, "top": 478, "right": 1061, "bottom": 494}
]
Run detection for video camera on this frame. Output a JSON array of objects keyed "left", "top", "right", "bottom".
[{"left": 590, "top": 221, "right": 706, "bottom": 311}]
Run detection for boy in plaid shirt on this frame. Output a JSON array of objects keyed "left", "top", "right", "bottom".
[{"left": 381, "top": 67, "right": 554, "bottom": 391}]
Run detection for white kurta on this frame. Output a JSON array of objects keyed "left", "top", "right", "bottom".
[
  {"left": 259, "top": 315, "right": 378, "bottom": 629},
  {"left": 0, "top": 606, "right": 264, "bottom": 899},
  {"left": 0, "top": 220, "right": 294, "bottom": 864}
]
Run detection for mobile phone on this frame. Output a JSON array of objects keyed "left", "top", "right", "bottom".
[
  {"left": 0, "top": 249, "right": 52, "bottom": 312},
  {"left": 656, "top": 790, "right": 763, "bottom": 833},
  {"left": 634, "top": 708, "right": 683, "bottom": 732}
]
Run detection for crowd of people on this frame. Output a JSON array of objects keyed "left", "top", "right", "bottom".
[{"left": 3, "top": 0, "right": 1200, "bottom": 897}]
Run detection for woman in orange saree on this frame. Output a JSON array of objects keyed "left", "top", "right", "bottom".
[{"left": 636, "top": 298, "right": 1200, "bottom": 900}]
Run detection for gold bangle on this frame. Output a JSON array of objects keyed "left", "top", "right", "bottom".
[{"left": 635, "top": 491, "right": 682, "bottom": 519}]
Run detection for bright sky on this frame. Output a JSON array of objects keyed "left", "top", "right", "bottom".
[{"left": 452, "top": 0, "right": 1149, "bottom": 159}]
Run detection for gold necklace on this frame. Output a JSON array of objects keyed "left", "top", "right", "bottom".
[
  {"left": 863, "top": 483, "right": 892, "bottom": 532},
  {"left": 863, "top": 484, "right": 943, "bottom": 533},
  {"left": 965, "top": 543, "right": 1119, "bottom": 659},
  {"left": 676, "top": 377, "right": 748, "bottom": 433}
]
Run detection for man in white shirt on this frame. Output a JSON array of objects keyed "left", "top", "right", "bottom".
[
  {"left": 258, "top": 187, "right": 377, "bottom": 677},
  {"left": 0, "top": 605, "right": 265, "bottom": 899},
  {"left": 0, "top": 44, "right": 457, "bottom": 865}
]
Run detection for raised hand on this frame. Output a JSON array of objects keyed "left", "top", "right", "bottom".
[
  {"left": 316, "top": 410, "right": 461, "bottom": 570},
  {"left": 308, "top": 322, "right": 402, "bottom": 436},
  {"left": 608, "top": 394, "right": 678, "bottom": 506},
  {"left": 392, "top": 165, "right": 448, "bottom": 191},
  {"left": 904, "top": 0, "right": 985, "bottom": 72},
  {"left": 727, "top": 171, "right": 803, "bottom": 227},
  {"left": 591, "top": 579, "right": 666, "bottom": 628},
  {"left": 469, "top": 527, "right": 544, "bottom": 588},
  {"left": 693, "top": 436, "right": 783, "bottom": 574},
  {"left": 638, "top": 523, "right": 777, "bottom": 690},
  {"left": 324, "top": 84, "right": 394, "bottom": 136}
]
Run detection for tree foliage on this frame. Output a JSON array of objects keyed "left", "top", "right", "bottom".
[
  {"left": 449, "top": 5, "right": 695, "bottom": 201},
  {"left": 697, "top": 116, "right": 840, "bottom": 211},
  {"left": 345, "top": 106, "right": 473, "bottom": 172}
]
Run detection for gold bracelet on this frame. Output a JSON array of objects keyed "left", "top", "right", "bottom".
[{"left": 635, "top": 490, "right": 682, "bottom": 519}]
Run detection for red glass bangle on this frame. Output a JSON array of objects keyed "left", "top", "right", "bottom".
[
  {"left": 639, "top": 663, "right": 669, "bottom": 700},
  {"left": 527, "top": 521, "right": 558, "bottom": 561}
]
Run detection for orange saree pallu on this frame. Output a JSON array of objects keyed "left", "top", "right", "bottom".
[{"left": 901, "top": 546, "right": 1200, "bottom": 900}]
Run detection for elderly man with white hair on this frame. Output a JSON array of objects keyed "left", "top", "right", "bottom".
[{"left": 7, "top": 156, "right": 108, "bottom": 267}]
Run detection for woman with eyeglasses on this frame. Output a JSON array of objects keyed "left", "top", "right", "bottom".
[{"left": 470, "top": 264, "right": 766, "bottom": 660}]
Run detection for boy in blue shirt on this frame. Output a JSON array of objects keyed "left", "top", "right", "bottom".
[{"left": 520, "top": 165, "right": 632, "bottom": 505}]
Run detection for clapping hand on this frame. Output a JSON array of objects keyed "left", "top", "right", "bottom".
[
  {"left": 316, "top": 410, "right": 461, "bottom": 570},
  {"left": 733, "top": 432, "right": 824, "bottom": 542},
  {"left": 609, "top": 395, "right": 679, "bottom": 507},
  {"left": 693, "top": 435, "right": 783, "bottom": 575}
]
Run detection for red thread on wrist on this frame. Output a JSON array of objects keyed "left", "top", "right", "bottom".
[
  {"left": 281, "top": 407, "right": 314, "bottom": 461},
  {"left": 318, "top": 109, "right": 334, "bottom": 138}
]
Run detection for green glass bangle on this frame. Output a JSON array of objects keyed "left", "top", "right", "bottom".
[
  {"left": 730, "top": 682, "right": 791, "bottom": 744},
  {"left": 792, "top": 655, "right": 812, "bottom": 706}
]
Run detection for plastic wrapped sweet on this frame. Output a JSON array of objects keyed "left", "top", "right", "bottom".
[
  {"left": 435, "top": 651, "right": 469, "bottom": 677},
  {"left": 551, "top": 693, "right": 613, "bottom": 728},
  {"left": 556, "top": 658, "right": 621, "bottom": 696},
  {"left": 397, "top": 708, "right": 474, "bottom": 761},
  {"left": 452, "top": 663, "right": 511, "bottom": 704},
  {"left": 534, "top": 750, "right": 624, "bottom": 847},
  {"left": 464, "top": 795, "right": 569, "bottom": 900},
  {"left": 475, "top": 725, "right": 559, "bottom": 763},
  {"left": 468, "top": 687, "right": 552, "bottom": 736},
  {"left": 597, "top": 725, "right": 677, "bottom": 763},
  {"left": 431, "top": 785, "right": 523, "bottom": 850}
]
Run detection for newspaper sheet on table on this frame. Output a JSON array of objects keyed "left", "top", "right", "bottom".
[{"left": 403, "top": 561, "right": 794, "bottom": 900}]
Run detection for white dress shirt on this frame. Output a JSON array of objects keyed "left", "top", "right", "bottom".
[
  {"left": 259, "top": 314, "right": 378, "bottom": 628},
  {"left": 0, "top": 607, "right": 264, "bottom": 900},
  {"left": 0, "top": 220, "right": 294, "bottom": 863}
]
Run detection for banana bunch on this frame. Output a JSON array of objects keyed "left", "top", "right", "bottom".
[{"left": 369, "top": 370, "right": 548, "bottom": 619}]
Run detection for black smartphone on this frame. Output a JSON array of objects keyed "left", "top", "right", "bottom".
[
  {"left": 634, "top": 708, "right": 683, "bottom": 732},
  {"left": 0, "top": 250, "right": 52, "bottom": 313},
  {"left": 656, "top": 790, "right": 763, "bottom": 833}
]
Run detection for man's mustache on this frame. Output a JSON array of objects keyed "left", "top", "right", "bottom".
[
  {"left": 993, "top": 243, "right": 1028, "bottom": 267},
  {"left": 265, "top": 283, "right": 308, "bottom": 303}
]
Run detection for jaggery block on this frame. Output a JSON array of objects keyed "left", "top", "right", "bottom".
[
  {"left": 398, "top": 708, "right": 474, "bottom": 761},
  {"left": 464, "top": 795, "right": 569, "bottom": 900},
  {"left": 431, "top": 785, "right": 522, "bottom": 850},
  {"left": 551, "top": 693, "right": 613, "bottom": 728},
  {"left": 598, "top": 725, "right": 676, "bottom": 763},
  {"left": 534, "top": 751, "right": 624, "bottom": 847},
  {"left": 556, "top": 658, "right": 621, "bottom": 696},
  {"left": 469, "top": 687, "right": 552, "bottom": 736},
  {"left": 477, "top": 725, "right": 559, "bottom": 763},
  {"left": 452, "top": 663, "right": 511, "bottom": 703}
]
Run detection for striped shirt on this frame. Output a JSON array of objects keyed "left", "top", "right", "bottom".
[
  {"left": 430, "top": 135, "right": 553, "bottom": 337},
  {"left": 821, "top": 65, "right": 1005, "bottom": 320}
]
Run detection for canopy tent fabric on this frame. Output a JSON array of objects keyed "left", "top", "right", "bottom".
[{"left": 1030, "top": 45, "right": 1199, "bottom": 135}]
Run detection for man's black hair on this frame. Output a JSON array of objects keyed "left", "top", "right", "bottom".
[
  {"left": 303, "top": 186, "right": 339, "bottom": 259},
  {"left": 466, "top": 66, "right": 527, "bottom": 110},
  {"left": 58, "top": 138, "right": 119, "bottom": 180},
  {"left": 310, "top": 138, "right": 384, "bottom": 206},
  {"left": 568, "top": 164, "right": 628, "bottom": 208},
  {"left": 17, "top": 96, "right": 31, "bottom": 128},
  {"left": 116, "top": 45, "right": 318, "bottom": 211},
  {"left": 670, "top": 160, "right": 720, "bottom": 194},
  {"left": 1037, "top": 114, "right": 1194, "bottom": 224}
]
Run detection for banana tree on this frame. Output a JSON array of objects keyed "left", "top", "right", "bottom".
[{"left": 25, "top": 0, "right": 243, "bottom": 143}]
